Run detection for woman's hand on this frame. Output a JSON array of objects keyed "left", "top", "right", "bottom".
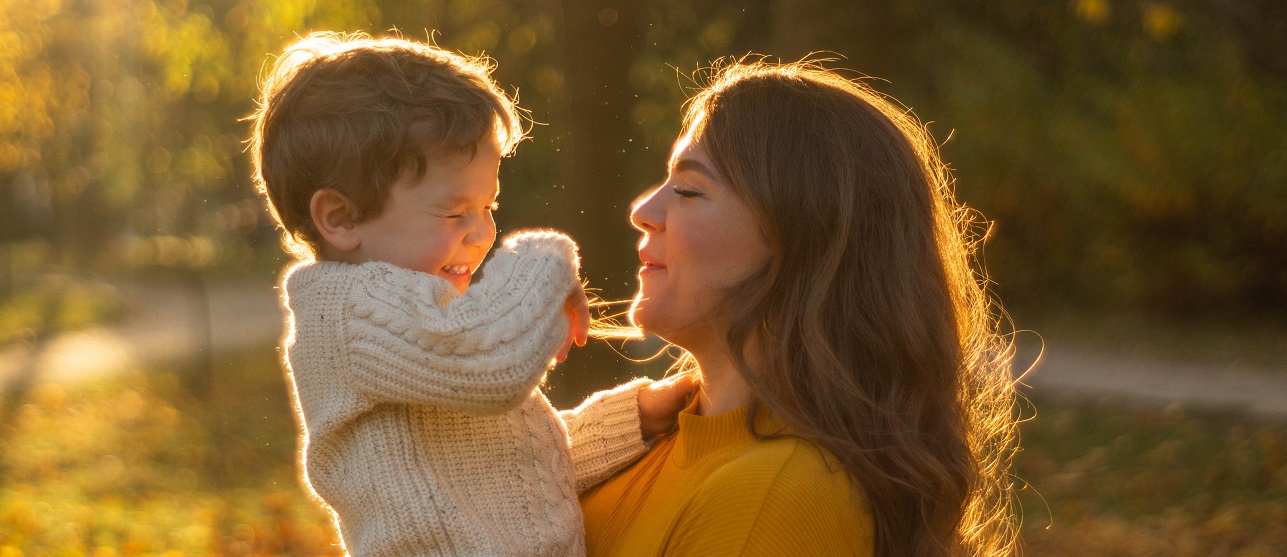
[
  {"left": 638, "top": 374, "right": 700, "bottom": 440},
  {"left": 556, "top": 283, "right": 590, "bottom": 362}
]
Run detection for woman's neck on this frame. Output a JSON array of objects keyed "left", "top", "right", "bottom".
[{"left": 690, "top": 349, "right": 754, "bottom": 417}]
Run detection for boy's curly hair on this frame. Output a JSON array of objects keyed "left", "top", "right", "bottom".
[{"left": 249, "top": 32, "right": 525, "bottom": 259}]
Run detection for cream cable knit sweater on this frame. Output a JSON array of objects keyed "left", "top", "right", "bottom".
[{"left": 281, "top": 231, "right": 650, "bottom": 557}]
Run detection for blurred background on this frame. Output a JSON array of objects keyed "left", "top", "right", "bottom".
[{"left": 0, "top": 0, "right": 1284, "bottom": 554}]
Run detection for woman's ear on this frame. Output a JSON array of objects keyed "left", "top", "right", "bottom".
[{"left": 310, "top": 189, "right": 361, "bottom": 253}]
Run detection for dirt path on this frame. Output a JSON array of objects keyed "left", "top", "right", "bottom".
[
  {"left": 1, "top": 281, "right": 1284, "bottom": 418},
  {"left": 1015, "top": 339, "right": 1287, "bottom": 419},
  {"left": 0, "top": 280, "right": 284, "bottom": 387}
]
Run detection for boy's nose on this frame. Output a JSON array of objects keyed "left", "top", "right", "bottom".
[{"left": 464, "top": 214, "right": 497, "bottom": 248}]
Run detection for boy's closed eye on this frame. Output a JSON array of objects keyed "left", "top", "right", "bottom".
[{"left": 437, "top": 201, "right": 499, "bottom": 219}]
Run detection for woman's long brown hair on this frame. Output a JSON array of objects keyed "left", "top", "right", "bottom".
[{"left": 682, "top": 60, "right": 1019, "bottom": 556}]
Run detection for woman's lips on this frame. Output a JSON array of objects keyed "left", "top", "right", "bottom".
[{"left": 638, "top": 251, "right": 666, "bottom": 273}]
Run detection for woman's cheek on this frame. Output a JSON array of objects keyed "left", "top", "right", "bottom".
[{"left": 694, "top": 236, "right": 750, "bottom": 291}]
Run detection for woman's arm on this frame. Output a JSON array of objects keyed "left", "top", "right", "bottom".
[{"left": 345, "top": 231, "right": 580, "bottom": 415}]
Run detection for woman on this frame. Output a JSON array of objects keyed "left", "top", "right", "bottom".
[{"left": 581, "top": 61, "right": 1019, "bottom": 556}]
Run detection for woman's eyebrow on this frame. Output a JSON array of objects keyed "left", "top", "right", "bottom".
[{"left": 671, "top": 158, "right": 717, "bottom": 180}]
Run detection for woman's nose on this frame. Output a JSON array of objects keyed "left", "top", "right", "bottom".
[{"left": 630, "top": 187, "right": 663, "bottom": 233}]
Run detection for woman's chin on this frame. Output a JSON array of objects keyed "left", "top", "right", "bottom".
[
  {"left": 630, "top": 305, "right": 710, "bottom": 351},
  {"left": 629, "top": 297, "right": 676, "bottom": 338},
  {"left": 627, "top": 296, "right": 653, "bottom": 331}
]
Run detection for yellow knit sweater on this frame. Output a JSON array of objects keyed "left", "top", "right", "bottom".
[{"left": 580, "top": 399, "right": 874, "bottom": 556}]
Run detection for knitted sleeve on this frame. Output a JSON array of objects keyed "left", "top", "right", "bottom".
[
  {"left": 558, "top": 378, "right": 652, "bottom": 492},
  {"left": 345, "top": 231, "right": 580, "bottom": 415}
]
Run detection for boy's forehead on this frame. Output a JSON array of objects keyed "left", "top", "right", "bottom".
[
  {"left": 434, "top": 184, "right": 499, "bottom": 203},
  {"left": 428, "top": 136, "right": 504, "bottom": 169},
  {"left": 410, "top": 150, "right": 501, "bottom": 202}
]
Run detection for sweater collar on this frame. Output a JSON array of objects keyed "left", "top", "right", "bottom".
[
  {"left": 284, "top": 259, "right": 459, "bottom": 308},
  {"left": 670, "top": 396, "right": 789, "bottom": 469}
]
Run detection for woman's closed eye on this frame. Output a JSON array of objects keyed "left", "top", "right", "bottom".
[{"left": 670, "top": 184, "right": 703, "bottom": 198}]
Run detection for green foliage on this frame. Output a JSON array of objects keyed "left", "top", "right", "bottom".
[
  {"left": 1, "top": 0, "right": 1283, "bottom": 315},
  {"left": 910, "top": 0, "right": 1287, "bottom": 316},
  {"left": 0, "top": 0, "right": 375, "bottom": 267}
]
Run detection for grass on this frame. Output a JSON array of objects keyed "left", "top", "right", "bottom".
[
  {"left": 1, "top": 345, "right": 1285, "bottom": 555},
  {"left": 1015, "top": 392, "right": 1287, "bottom": 555},
  {"left": 0, "top": 347, "right": 340, "bottom": 556}
]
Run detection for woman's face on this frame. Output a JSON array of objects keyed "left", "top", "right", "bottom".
[{"left": 629, "top": 131, "right": 770, "bottom": 349}]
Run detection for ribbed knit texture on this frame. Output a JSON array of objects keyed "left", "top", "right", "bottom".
[
  {"left": 580, "top": 398, "right": 875, "bottom": 556},
  {"left": 281, "top": 231, "right": 651, "bottom": 557}
]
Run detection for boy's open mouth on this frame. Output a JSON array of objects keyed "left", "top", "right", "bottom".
[{"left": 442, "top": 265, "right": 470, "bottom": 275}]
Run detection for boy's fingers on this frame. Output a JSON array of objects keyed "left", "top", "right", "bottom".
[
  {"left": 556, "top": 334, "right": 573, "bottom": 362},
  {"left": 575, "top": 307, "right": 589, "bottom": 346},
  {"left": 661, "top": 375, "right": 699, "bottom": 406},
  {"left": 655, "top": 373, "right": 698, "bottom": 392},
  {"left": 570, "top": 289, "right": 590, "bottom": 346},
  {"left": 558, "top": 285, "right": 591, "bottom": 358}
]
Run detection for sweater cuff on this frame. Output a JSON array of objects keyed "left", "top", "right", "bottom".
[
  {"left": 564, "top": 377, "right": 652, "bottom": 492},
  {"left": 500, "top": 230, "right": 580, "bottom": 273},
  {"left": 470, "top": 230, "right": 579, "bottom": 321}
]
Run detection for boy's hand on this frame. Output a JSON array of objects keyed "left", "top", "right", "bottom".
[
  {"left": 556, "top": 284, "right": 590, "bottom": 362},
  {"left": 638, "top": 374, "right": 699, "bottom": 440}
]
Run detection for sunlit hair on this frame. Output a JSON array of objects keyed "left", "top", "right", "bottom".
[
  {"left": 666, "top": 59, "right": 1020, "bottom": 556},
  {"left": 249, "top": 31, "right": 525, "bottom": 260}
]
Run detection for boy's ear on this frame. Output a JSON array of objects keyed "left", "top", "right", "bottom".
[{"left": 310, "top": 189, "right": 361, "bottom": 253}]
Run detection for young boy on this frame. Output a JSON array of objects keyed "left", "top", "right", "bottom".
[{"left": 249, "top": 33, "right": 690, "bottom": 556}]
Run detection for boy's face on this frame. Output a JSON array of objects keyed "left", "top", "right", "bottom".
[{"left": 347, "top": 138, "right": 502, "bottom": 293}]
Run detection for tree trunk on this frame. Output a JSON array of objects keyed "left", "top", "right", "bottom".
[{"left": 555, "top": 0, "right": 644, "bottom": 299}]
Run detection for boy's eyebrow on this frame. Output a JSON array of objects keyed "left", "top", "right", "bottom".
[
  {"left": 439, "top": 190, "right": 499, "bottom": 206},
  {"left": 671, "top": 158, "right": 717, "bottom": 181}
]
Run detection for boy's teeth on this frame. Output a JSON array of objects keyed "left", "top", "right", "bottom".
[{"left": 443, "top": 265, "right": 468, "bottom": 275}]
